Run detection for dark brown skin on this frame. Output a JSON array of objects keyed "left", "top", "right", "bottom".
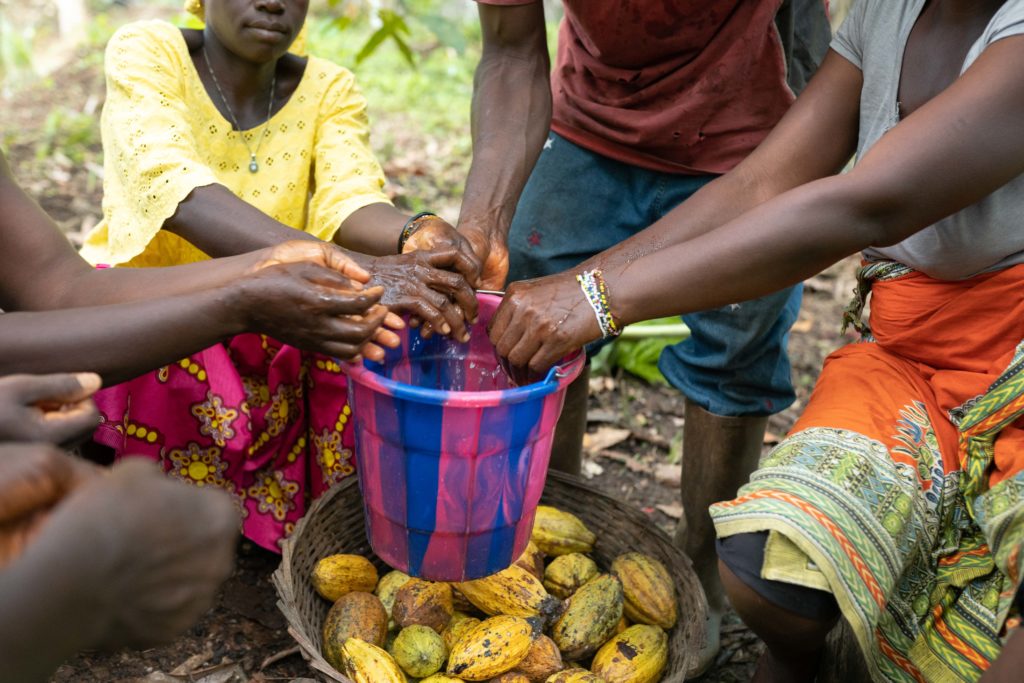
[
  {"left": 456, "top": 2, "right": 551, "bottom": 290},
  {"left": 165, "top": 0, "right": 480, "bottom": 333},
  {"left": 492, "top": 0, "right": 1024, "bottom": 679},
  {"left": 0, "top": 373, "right": 101, "bottom": 446},
  {"left": 490, "top": 1, "right": 1023, "bottom": 371},
  {"left": 0, "top": 150, "right": 403, "bottom": 384},
  {"left": 0, "top": 445, "right": 239, "bottom": 683}
]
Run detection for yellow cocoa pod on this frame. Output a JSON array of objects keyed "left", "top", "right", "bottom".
[
  {"left": 393, "top": 578, "right": 454, "bottom": 633},
  {"left": 551, "top": 574, "right": 624, "bottom": 661},
  {"left": 490, "top": 673, "right": 532, "bottom": 683},
  {"left": 340, "top": 637, "right": 405, "bottom": 683},
  {"left": 376, "top": 570, "right": 412, "bottom": 629},
  {"left": 312, "top": 554, "right": 378, "bottom": 602},
  {"left": 591, "top": 624, "right": 668, "bottom": 683},
  {"left": 515, "top": 541, "right": 546, "bottom": 580},
  {"left": 322, "top": 592, "right": 388, "bottom": 670},
  {"left": 457, "top": 565, "right": 562, "bottom": 625},
  {"left": 611, "top": 552, "right": 678, "bottom": 629},
  {"left": 515, "top": 634, "right": 563, "bottom": 682},
  {"left": 545, "top": 669, "right": 606, "bottom": 682},
  {"left": 531, "top": 507, "right": 595, "bottom": 556},
  {"left": 421, "top": 675, "right": 467, "bottom": 683},
  {"left": 447, "top": 615, "right": 536, "bottom": 681},
  {"left": 443, "top": 613, "right": 482, "bottom": 653},
  {"left": 391, "top": 624, "right": 448, "bottom": 678},
  {"left": 452, "top": 586, "right": 478, "bottom": 614},
  {"left": 543, "top": 554, "right": 599, "bottom": 600}
]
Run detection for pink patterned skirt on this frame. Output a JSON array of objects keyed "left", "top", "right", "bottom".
[{"left": 92, "top": 333, "right": 355, "bottom": 552}]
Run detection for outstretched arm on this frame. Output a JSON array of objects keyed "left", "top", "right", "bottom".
[
  {"left": 0, "top": 153, "right": 398, "bottom": 383},
  {"left": 490, "top": 37, "right": 1024, "bottom": 369},
  {"left": 579, "top": 50, "right": 862, "bottom": 280},
  {"left": 457, "top": 1, "right": 551, "bottom": 289}
]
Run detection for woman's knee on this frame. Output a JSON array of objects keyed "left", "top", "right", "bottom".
[{"left": 717, "top": 532, "right": 839, "bottom": 652}]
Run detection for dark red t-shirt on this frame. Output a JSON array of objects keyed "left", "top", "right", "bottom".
[{"left": 476, "top": 0, "right": 795, "bottom": 174}]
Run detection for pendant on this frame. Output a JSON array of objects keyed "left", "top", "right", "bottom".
[{"left": 249, "top": 154, "right": 259, "bottom": 173}]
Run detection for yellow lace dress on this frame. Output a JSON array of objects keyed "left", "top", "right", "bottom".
[
  {"left": 84, "top": 20, "right": 389, "bottom": 551},
  {"left": 80, "top": 19, "right": 390, "bottom": 267}
]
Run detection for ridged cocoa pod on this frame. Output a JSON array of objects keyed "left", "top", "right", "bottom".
[
  {"left": 515, "top": 634, "right": 563, "bottom": 682},
  {"left": 457, "top": 565, "right": 562, "bottom": 626},
  {"left": 490, "top": 673, "right": 532, "bottom": 683},
  {"left": 591, "top": 624, "right": 668, "bottom": 683},
  {"left": 530, "top": 507, "right": 595, "bottom": 556},
  {"left": 544, "top": 669, "right": 606, "bottom": 682},
  {"left": 322, "top": 592, "right": 388, "bottom": 670},
  {"left": 611, "top": 552, "right": 678, "bottom": 629},
  {"left": 447, "top": 615, "right": 535, "bottom": 681},
  {"left": 375, "top": 570, "right": 412, "bottom": 629},
  {"left": 340, "top": 637, "right": 406, "bottom": 683},
  {"left": 443, "top": 612, "right": 482, "bottom": 653},
  {"left": 543, "top": 554, "right": 599, "bottom": 600},
  {"left": 391, "top": 624, "right": 448, "bottom": 678},
  {"left": 550, "top": 574, "right": 623, "bottom": 661},
  {"left": 393, "top": 578, "right": 454, "bottom": 633},
  {"left": 452, "top": 586, "right": 479, "bottom": 614},
  {"left": 515, "top": 541, "right": 546, "bottom": 580},
  {"left": 311, "top": 554, "right": 379, "bottom": 602}
]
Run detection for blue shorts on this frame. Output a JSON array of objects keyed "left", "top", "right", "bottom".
[{"left": 507, "top": 133, "right": 800, "bottom": 417}]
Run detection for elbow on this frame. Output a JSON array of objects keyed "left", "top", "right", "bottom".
[{"left": 826, "top": 172, "right": 923, "bottom": 250}]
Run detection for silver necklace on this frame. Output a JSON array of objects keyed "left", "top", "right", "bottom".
[{"left": 202, "top": 45, "right": 276, "bottom": 173}]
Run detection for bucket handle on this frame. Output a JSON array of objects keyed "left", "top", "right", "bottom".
[{"left": 544, "top": 351, "right": 583, "bottom": 384}]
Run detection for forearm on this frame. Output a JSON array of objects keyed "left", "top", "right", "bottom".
[
  {"left": 333, "top": 202, "right": 406, "bottom": 257},
  {"left": 50, "top": 251, "right": 262, "bottom": 309},
  {"left": 164, "top": 184, "right": 318, "bottom": 257},
  {"left": 0, "top": 289, "right": 244, "bottom": 384},
  {"left": 583, "top": 166, "right": 783, "bottom": 273},
  {"left": 608, "top": 175, "right": 894, "bottom": 324},
  {"left": 458, "top": 43, "right": 551, "bottom": 238}
]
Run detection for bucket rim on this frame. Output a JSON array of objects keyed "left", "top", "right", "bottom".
[{"left": 344, "top": 349, "right": 585, "bottom": 407}]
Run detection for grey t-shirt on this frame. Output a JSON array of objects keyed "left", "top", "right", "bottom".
[{"left": 832, "top": 0, "right": 1024, "bottom": 279}]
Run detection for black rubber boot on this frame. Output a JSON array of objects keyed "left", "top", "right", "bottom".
[{"left": 674, "top": 400, "right": 768, "bottom": 678}]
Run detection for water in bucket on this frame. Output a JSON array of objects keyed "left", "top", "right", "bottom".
[{"left": 344, "top": 293, "right": 584, "bottom": 581}]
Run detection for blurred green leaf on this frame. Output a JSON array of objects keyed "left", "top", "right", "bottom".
[
  {"left": 355, "top": 24, "right": 391, "bottom": 64},
  {"left": 591, "top": 317, "right": 690, "bottom": 385}
]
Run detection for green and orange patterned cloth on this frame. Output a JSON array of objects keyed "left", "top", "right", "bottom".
[{"left": 712, "top": 262, "right": 1024, "bottom": 682}]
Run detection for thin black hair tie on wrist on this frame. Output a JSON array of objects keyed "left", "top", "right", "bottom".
[{"left": 397, "top": 211, "right": 439, "bottom": 253}]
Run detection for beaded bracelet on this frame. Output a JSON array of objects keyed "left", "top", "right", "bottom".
[
  {"left": 576, "top": 269, "right": 621, "bottom": 339},
  {"left": 397, "top": 211, "right": 439, "bottom": 253}
]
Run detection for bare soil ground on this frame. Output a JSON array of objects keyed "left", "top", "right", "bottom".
[{"left": 5, "top": 56, "right": 859, "bottom": 683}]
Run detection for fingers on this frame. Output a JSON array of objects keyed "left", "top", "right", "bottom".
[
  {"left": 488, "top": 294, "right": 516, "bottom": 349},
  {"left": 0, "top": 444, "right": 80, "bottom": 522},
  {"left": 320, "top": 243, "right": 371, "bottom": 284},
  {"left": 403, "top": 298, "right": 453, "bottom": 338},
  {"left": 382, "top": 311, "right": 405, "bottom": 331},
  {"left": 372, "top": 326, "right": 402, "bottom": 349},
  {"left": 530, "top": 337, "right": 568, "bottom": 374},
  {"left": 451, "top": 240, "right": 484, "bottom": 287},
  {"left": 5, "top": 372, "right": 103, "bottom": 406},
  {"left": 39, "top": 399, "right": 101, "bottom": 446},
  {"left": 307, "top": 280, "right": 384, "bottom": 317}
]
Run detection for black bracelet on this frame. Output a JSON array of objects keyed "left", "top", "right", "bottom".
[{"left": 397, "top": 211, "right": 439, "bottom": 253}]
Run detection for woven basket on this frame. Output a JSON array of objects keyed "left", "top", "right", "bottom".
[{"left": 274, "top": 471, "right": 707, "bottom": 682}]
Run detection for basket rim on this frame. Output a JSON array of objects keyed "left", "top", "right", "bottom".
[{"left": 275, "top": 470, "right": 707, "bottom": 682}]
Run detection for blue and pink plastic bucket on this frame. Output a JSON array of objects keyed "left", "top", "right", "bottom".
[{"left": 345, "top": 293, "right": 584, "bottom": 581}]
